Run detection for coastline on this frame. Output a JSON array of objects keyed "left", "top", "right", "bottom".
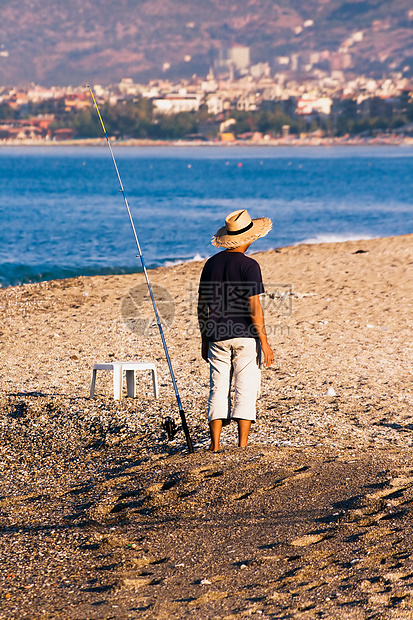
[
  {"left": 1, "top": 234, "right": 413, "bottom": 618},
  {"left": 1, "top": 135, "right": 413, "bottom": 148},
  {"left": 0, "top": 233, "right": 394, "bottom": 290}
]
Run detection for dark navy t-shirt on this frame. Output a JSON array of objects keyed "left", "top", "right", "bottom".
[{"left": 198, "top": 250, "right": 264, "bottom": 341}]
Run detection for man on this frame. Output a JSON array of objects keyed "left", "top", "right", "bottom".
[{"left": 198, "top": 209, "right": 274, "bottom": 452}]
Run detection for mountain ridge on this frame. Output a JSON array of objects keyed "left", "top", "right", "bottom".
[{"left": 0, "top": 0, "right": 412, "bottom": 86}]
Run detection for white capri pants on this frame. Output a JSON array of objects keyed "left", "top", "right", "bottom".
[{"left": 207, "top": 337, "right": 261, "bottom": 423}]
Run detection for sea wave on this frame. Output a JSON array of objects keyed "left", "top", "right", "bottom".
[
  {"left": 297, "top": 233, "right": 375, "bottom": 245},
  {"left": 0, "top": 263, "right": 144, "bottom": 288},
  {"left": 162, "top": 253, "right": 206, "bottom": 268},
  {"left": 0, "top": 255, "right": 208, "bottom": 288}
]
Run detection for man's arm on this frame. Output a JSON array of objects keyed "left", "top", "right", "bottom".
[
  {"left": 197, "top": 292, "right": 209, "bottom": 362},
  {"left": 249, "top": 294, "right": 274, "bottom": 367}
]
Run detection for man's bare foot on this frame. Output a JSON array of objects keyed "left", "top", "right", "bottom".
[
  {"left": 209, "top": 420, "right": 223, "bottom": 453},
  {"left": 237, "top": 419, "right": 252, "bottom": 447}
]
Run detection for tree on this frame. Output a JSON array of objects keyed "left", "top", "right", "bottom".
[
  {"left": 0, "top": 103, "right": 16, "bottom": 120},
  {"left": 149, "top": 112, "right": 198, "bottom": 139}
]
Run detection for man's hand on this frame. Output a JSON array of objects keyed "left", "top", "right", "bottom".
[
  {"left": 249, "top": 294, "right": 274, "bottom": 368},
  {"left": 261, "top": 341, "right": 274, "bottom": 367},
  {"left": 201, "top": 337, "right": 209, "bottom": 362}
]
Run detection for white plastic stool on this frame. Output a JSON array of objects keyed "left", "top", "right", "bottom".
[{"left": 90, "top": 361, "right": 159, "bottom": 400}]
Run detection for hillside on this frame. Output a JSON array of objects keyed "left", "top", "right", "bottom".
[{"left": 0, "top": 0, "right": 412, "bottom": 86}]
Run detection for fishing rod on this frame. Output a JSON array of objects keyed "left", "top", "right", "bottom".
[{"left": 88, "top": 86, "right": 194, "bottom": 454}]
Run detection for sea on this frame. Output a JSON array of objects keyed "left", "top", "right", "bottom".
[{"left": 0, "top": 144, "right": 412, "bottom": 288}]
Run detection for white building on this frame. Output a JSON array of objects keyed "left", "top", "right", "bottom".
[
  {"left": 118, "top": 78, "right": 142, "bottom": 96},
  {"left": 214, "top": 45, "right": 250, "bottom": 75},
  {"left": 250, "top": 62, "right": 271, "bottom": 79},
  {"left": 297, "top": 95, "right": 332, "bottom": 115},
  {"left": 152, "top": 94, "right": 203, "bottom": 114},
  {"left": 206, "top": 95, "right": 223, "bottom": 116}
]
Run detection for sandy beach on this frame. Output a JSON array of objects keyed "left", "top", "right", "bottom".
[{"left": 1, "top": 234, "right": 413, "bottom": 619}]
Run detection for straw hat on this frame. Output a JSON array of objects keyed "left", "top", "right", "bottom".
[{"left": 212, "top": 209, "right": 273, "bottom": 248}]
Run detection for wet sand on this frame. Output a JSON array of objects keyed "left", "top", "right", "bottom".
[{"left": 0, "top": 235, "right": 413, "bottom": 619}]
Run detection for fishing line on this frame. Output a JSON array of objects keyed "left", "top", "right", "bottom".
[{"left": 88, "top": 86, "right": 194, "bottom": 454}]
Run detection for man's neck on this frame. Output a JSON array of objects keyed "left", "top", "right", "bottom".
[{"left": 226, "top": 243, "right": 251, "bottom": 254}]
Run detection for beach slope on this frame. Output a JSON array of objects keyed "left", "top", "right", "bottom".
[{"left": 0, "top": 235, "right": 412, "bottom": 619}]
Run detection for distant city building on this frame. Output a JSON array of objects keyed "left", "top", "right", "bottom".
[
  {"left": 250, "top": 62, "right": 271, "bottom": 79},
  {"left": 297, "top": 95, "right": 332, "bottom": 115},
  {"left": 213, "top": 45, "right": 250, "bottom": 77},
  {"left": 276, "top": 56, "right": 290, "bottom": 67},
  {"left": 118, "top": 78, "right": 141, "bottom": 96},
  {"left": 205, "top": 95, "right": 223, "bottom": 115},
  {"left": 1, "top": 61, "right": 413, "bottom": 144},
  {"left": 330, "top": 52, "right": 353, "bottom": 72},
  {"left": 152, "top": 93, "right": 202, "bottom": 114},
  {"left": 236, "top": 93, "right": 259, "bottom": 111},
  {"left": 201, "top": 69, "right": 218, "bottom": 93}
]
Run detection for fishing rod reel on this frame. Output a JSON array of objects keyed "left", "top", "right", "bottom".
[{"left": 162, "top": 416, "right": 180, "bottom": 441}]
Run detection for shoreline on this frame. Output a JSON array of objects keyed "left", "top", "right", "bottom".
[
  {"left": 0, "top": 233, "right": 385, "bottom": 290},
  {"left": 1, "top": 136, "right": 413, "bottom": 148}
]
